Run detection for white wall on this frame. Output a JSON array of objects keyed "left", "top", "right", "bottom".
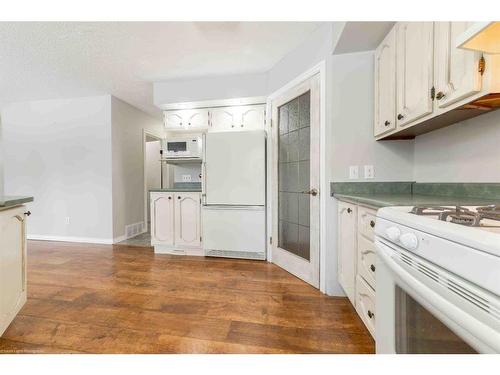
[
  {"left": 154, "top": 73, "right": 268, "bottom": 107},
  {"left": 414, "top": 110, "right": 500, "bottom": 182},
  {"left": 1, "top": 96, "right": 114, "bottom": 242},
  {"left": 0, "top": 115, "right": 4, "bottom": 200},
  {"left": 146, "top": 140, "right": 162, "bottom": 222},
  {"left": 111, "top": 96, "right": 164, "bottom": 240}
]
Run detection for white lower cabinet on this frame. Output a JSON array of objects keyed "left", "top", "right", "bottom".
[
  {"left": 150, "top": 191, "right": 201, "bottom": 255},
  {"left": 0, "top": 206, "right": 28, "bottom": 336},
  {"left": 337, "top": 200, "right": 377, "bottom": 338}
]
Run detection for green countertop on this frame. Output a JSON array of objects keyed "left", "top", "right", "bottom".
[
  {"left": 333, "top": 193, "right": 498, "bottom": 208},
  {"left": 149, "top": 188, "right": 202, "bottom": 193},
  {"left": 0, "top": 196, "right": 34, "bottom": 209}
]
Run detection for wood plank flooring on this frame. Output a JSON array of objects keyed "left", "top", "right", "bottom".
[{"left": 0, "top": 240, "right": 374, "bottom": 354}]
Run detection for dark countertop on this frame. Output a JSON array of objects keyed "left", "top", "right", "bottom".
[
  {"left": 149, "top": 188, "right": 202, "bottom": 193},
  {"left": 333, "top": 193, "right": 498, "bottom": 208},
  {"left": 0, "top": 196, "right": 34, "bottom": 209}
]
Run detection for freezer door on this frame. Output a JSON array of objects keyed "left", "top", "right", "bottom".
[
  {"left": 204, "top": 130, "right": 265, "bottom": 206},
  {"left": 202, "top": 206, "right": 266, "bottom": 260}
]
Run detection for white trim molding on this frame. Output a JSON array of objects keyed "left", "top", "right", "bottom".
[
  {"left": 266, "top": 60, "right": 328, "bottom": 294},
  {"left": 27, "top": 234, "right": 115, "bottom": 245}
]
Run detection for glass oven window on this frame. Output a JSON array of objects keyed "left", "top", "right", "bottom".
[
  {"left": 395, "top": 285, "right": 477, "bottom": 354},
  {"left": 167, "top": 142, "right": 187, "bottom": 152}
]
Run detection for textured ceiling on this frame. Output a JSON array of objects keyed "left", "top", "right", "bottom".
[{"left": 0, "top": 22, "right": 323, "bottom": 117}]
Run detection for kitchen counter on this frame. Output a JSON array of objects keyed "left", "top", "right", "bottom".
[
  {"left": 333, "top": 193, "right": 498, "bottom": 208},
  {"left": 331, "top": 182, "right": 500, "bottom": 209},
  {"left": 0, "top": 195, "right": 34, "bottom": 210},
  {"left": 150, "top": 188, "right": 202, "bottom": 193}
]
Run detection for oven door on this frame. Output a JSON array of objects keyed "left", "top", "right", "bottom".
[{"left": 375, "top": 238, "right": 500, "bottom": 354}]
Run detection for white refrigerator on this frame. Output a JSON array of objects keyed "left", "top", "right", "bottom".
[{"left": 202, "top": 130, "right": 266, "bottom": 260}]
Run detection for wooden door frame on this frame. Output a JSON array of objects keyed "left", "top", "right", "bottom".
[
  {"left": 143, "top": 129, "right": 165, "bottom": 233},
  {"left": 265, "top": 61, "right": 327, "bottom": 293}
]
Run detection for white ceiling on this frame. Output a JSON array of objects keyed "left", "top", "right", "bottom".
[{"left": 0, "top": 22, "right": 323, "bottom": 117}]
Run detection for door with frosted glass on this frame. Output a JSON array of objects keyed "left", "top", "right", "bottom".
[{"left": 271, "top": 74, "right": 320, "bottom": 288}]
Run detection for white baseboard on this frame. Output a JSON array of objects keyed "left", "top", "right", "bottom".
[{"left": 27, "top": 234, "right": 114, "bottom": 245}]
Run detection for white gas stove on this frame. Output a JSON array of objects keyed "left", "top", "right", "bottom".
[{"left": 374, "top": 205, "right": 500, "bottom": 354}]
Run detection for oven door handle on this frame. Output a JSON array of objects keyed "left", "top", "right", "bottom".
[{"left": 377, "top": 242, "right": 500, "bottom": 354}]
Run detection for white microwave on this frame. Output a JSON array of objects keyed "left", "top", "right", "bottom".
[{"left": 163, "top": 136, "right": 202, "bottom": 158}]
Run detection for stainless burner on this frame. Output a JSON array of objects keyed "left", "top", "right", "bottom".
[{"left": 410, "top": 205, "right": 500, "bottom": 227}]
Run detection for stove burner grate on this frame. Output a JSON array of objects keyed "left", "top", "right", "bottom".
[{"left": 410, "top": 205, "right": 500, "bottom": 227}]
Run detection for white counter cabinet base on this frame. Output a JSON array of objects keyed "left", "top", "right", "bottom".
[
  {"left": 337, "top": 199, "right": 377, "bottom": 338},
  {"left": 0, "top": 205, "right": 28, "bottom": 336},
  {"left": 150, "top": 191, "right": 202, "bottom": 256}
]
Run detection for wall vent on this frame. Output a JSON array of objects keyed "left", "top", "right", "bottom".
[{"left": 125, "top": 222, "right": 144, "bottom": 240}]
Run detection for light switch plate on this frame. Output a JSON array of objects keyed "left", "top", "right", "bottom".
[
  {"left": 364, "top": 165, "right": 374, "bottom": 179},
  {"left": 349, "top": 166, "right": 359, "bottom": 179},
  {"left": 182, "top": 174, "right": 192, "bottom": 182}
]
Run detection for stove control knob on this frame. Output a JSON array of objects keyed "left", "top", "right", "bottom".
[
  {"left": 400, "top": 233, "right": 418, "bottom": 250},
  {"left": 385, "top": 226, "right": 401, "bottom": 242}
]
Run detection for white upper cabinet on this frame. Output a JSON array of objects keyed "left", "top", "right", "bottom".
[
  {"left": 396, "top": 22, "right": 435, "bottom": 127},
  {"left": 434, "top": 22, "right": 482, "bottom": 109},
  {"left": 210, "top": 105, "right": 265, "bottom": 132},
  {"left": 374, "top": 26, "right": 397, "bottom": 137},
  {"left": 164, "top": 109, "right": 209, "bottom": 131},
  {"left": 210, "top": 107, "right": 237, "bottom": 131},
  {"left": 174, "top": 192, "right": 201, "bottom": 247}
]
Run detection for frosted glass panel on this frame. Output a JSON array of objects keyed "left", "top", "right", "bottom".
[{"left": 278, "top": 91, "right": 311, "bottom": 260}]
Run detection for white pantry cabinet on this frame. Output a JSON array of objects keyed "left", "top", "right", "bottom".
[
  {"left": 164, "top": 109, "right": 209, "bottom": 131},
  {"left": 337, "top": 201, "right": 357, "bottom": 305},
  {"left": 0, "top": 206, "right": 28, "bottom": 336},
  {"left": 395, "top": 22, "right": 435, "bottom": 128},
  {"left": 150, "top": 191, "right": 201, "bottom": 255},
  {"left": 374, "top": 26, "right": 397, "bottom": 137},
  {"left": 337, "top": 199, "right": 377, "bottom": 338}
]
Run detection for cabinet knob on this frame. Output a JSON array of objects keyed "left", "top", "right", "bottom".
[
  {"left": 384, "top": 120, "right": 391, "bottom": 126},
  {"left": 177, "top": 196, "right": 181, "bottom": 200},
  {"left": 168, "top": 196, "right": 172, "bottom": 200},
  {"left": 240, "top": 124, "right": 244, "bottom": 127},
  {"left": 436, "top": 91, "right": 445, "bottom": 100},
  {"left": 370, "top": 220, "right": 375, "bottom": 228},
  {"left": 24, "top": 211, "right": 31, "bottom": 216},
  {"left": 347, "top": 208, "right": 352, "bottom": 213},
  {"left": 367, "top": 310, "right": 374, "bottom": 319},
  {"left": 188, "top": 122, "right": 191, "bottom": 126},
  {"left": 179, "top": 122, "right": 183, "bottom": 126},
  {"left": 370, "top": 264, "right": 376, "bottom": 272},
  {"left": 397, "top": 114, "right": 404, "bottom": 120}
]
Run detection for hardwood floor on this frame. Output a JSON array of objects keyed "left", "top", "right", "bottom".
[{"left": 0, "top": 240, "right": 375, "bottom": 354}]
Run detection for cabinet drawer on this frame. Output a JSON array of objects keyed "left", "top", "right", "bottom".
[
  {"left": 358, "top": 206, "right": 377, "bottom": 241},
  {"left": 355, "top": 275, "right": 376, "bottom": 338},
  {"left": 357, "top": 235, "right": 376, "bottom": 289}
]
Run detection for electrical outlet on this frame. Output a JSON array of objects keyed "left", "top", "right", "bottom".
[
  {"left": 349, "top": 166, "right": 359, "bottom": 179},
  {"left": 65, "top": 217, "right": 70, "bottom": 225},
  {"left": 364, "top": 165, "right": 375, "bottom": 179},
  {"left": 182, "top": 174, "right": 192, "bottom": 182}
]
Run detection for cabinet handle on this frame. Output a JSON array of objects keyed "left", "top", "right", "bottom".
[
  {"left": 384, "top": 120, "right": 391, "bottom": 126},
  {"left": 367, "top": 310, "right": 374, "bottom": 319},
  {"left": 436, "top": 91, "right": 445, "bottom": 100},
  {"left": 370, "top": 264, "right": 376, "bottom": 272},
  {"left": 370, "top": 220, "right": 375, "bottom": 228},
  {"left": 347, "top": 208, "right": 352, "bottom": 213},
  {"left": 397, "top": 114, "right": 404, "bottom": 120}
]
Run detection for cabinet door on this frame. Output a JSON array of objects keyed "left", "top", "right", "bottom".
[
  {"left": 238, "top": 105, "right": 266, "bottom": 130},
  {"left": 185, "top": 109, "right": 209, "bottom": 129},
  {"left": 396, "top": 22, "right": 434, "bottom": 127},
  {"left": 164, "top": 111, "right": 185, "bottom": 130},
  {"left": 209, "top": 107, "right": 236, "bottom": 131},
  {"left": 434, "top": 22, "right": 482, "bottom": 109},
  {"left": 374, "top": 27, "right": 397, "bottom": 137},
  {"left": 0, "top": 206, "right": 26, "bottom": 335},
  {"left": 150, "top": 193, "right": 174, "bottom": 246},
  {"left": 337, "top": 201, "right": 357, "bottom": 305},
  {"left": 174, "top": 193, "right": 201, "bottom": 247}
]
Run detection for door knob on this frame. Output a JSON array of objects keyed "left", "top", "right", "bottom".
[{"left": 302, "top": 188, "right": 318, "bottom": 196}]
